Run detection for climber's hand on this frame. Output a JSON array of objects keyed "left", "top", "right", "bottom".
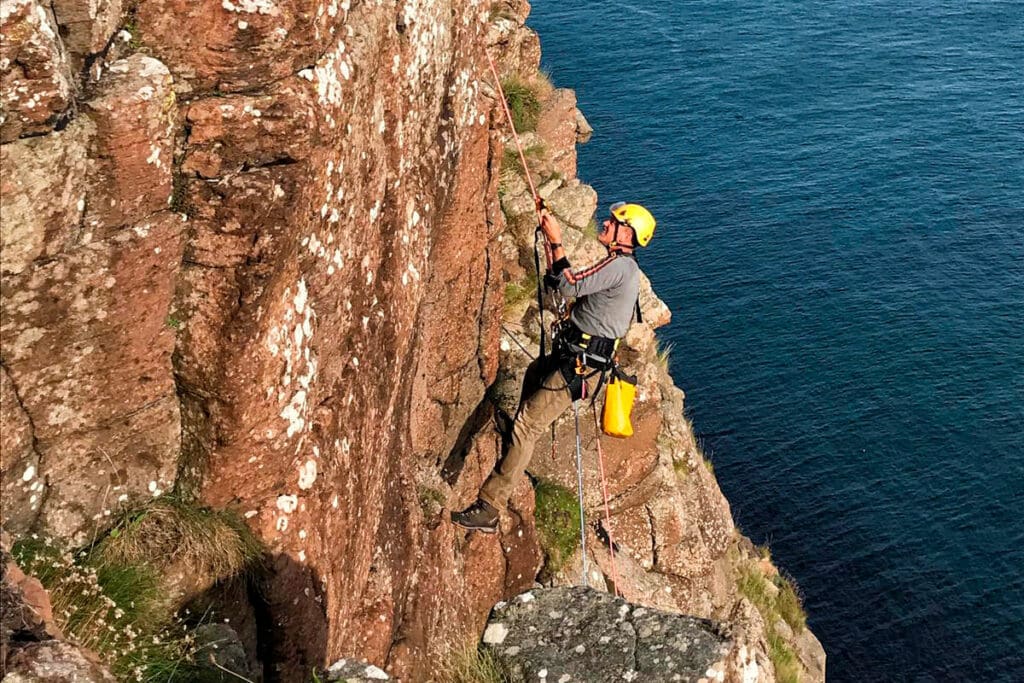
[{"left": 539, "top": 210, "right": 562, "bottom": 245}]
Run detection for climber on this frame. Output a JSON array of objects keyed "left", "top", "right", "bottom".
[{"left": 452, "top": 202, "right": 656, "bottom": 533}]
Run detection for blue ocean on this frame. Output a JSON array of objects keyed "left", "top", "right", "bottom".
[{"left": 529, "top": 1, "right": 1024, "bottom": 680}]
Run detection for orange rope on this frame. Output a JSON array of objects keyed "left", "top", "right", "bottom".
[{"left": 485, "top": 50, "right": 542, "bottom": 217}]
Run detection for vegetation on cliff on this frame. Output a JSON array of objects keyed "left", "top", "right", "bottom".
[{"left": 12, "top": 497, "right": 261, "bottom": 680}]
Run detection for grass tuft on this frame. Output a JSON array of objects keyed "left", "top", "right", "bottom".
[
  {"left": 768, "top": 632, "right": 800, "bottom": 683},
  {"left": 500, "top": 77, "right": 542, "bottom": 133},
  {"left": 94, "top": 496, "right": 263, "bottom": 581},
  {"left": 654, "top": 340, "right": 674, "bottom": 373},
  {"left": 533, "top": 478, "right": 581, "bottom": 575},
  {"left": 437, "top": 642, "right": 509, "bottom": 683},
  {"left": 737, "top": 562, "right": 808, "bottom": 682}
]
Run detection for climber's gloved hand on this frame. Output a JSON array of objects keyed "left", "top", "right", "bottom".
[{"left": 543, "top": 271, "right": 561, "bottom": 291}]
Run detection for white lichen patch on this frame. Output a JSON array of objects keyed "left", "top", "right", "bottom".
[
  {"left": 277, "top": 494, "right": 298, "bottom": 513},
  {"left": 221, "top": 0, "right": 279, "bottom": 15},
  {"left": 297, "top": 459, "right": 317, "bottom": 489}
]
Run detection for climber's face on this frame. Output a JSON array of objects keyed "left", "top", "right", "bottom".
[{"left": 597, "top": 216, "right": 618, "bottom": 246}]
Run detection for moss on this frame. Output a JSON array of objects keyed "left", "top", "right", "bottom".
[
  {"left": 672, "top": 458, "right": 690, "bottom": 478},
  {"left": 502, "top": 142, "right": 546, "bottom": 177},
  {"left": 582, "top": 218, "right": 598, "bottom": 240},
  {"left": 169, "top": 172, "right": 192, "bottom": 216},
  {"left": 488, "top": 5, "right": 516, "bottom": 23},
  {"left": 417, "top": 485, "right": 446, "bottom": 517},
  {"left": 504, "top": 272, "right": 538, "bottom": 310},
  {"left": 533, "top": 478, "right": 581, "bottom": 575},
  {"left": 501, "top": 76, "right": 542, "bottom": 132},
  {"left": 166, "top": 314, "right": 182, "bottom": 330}
]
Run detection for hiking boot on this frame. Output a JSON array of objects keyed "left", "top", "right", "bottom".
[{"left": 451, "top": 499, "right": 499, "bottom": 533}]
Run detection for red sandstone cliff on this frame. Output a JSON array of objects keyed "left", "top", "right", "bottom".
[{"left": 1, "top": 1, "right": 823, "bottom": 680}]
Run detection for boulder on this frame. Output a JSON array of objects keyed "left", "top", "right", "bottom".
[
  {"left": 324, "top": 658, "right": 390, "bottom": 681},
  {"left": 545, "top": 182, "right": 597, "bottom": 231},
  {"left": 0, "top": 212, "right": 184, "bottom": 543},
  {"left": 483, "top": 586, "right": 762, "bottom": 682},
  {"left": 50, "top": 0, "right": 123, "bottom": 73}
]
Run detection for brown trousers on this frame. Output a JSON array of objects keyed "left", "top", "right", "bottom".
[{"left": 480, "top": 356, "right": 600, "bottom": 509}]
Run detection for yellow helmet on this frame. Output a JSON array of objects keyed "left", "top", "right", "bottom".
[{"left": 610, "top": 202, "right": 657, "bottom": 247}]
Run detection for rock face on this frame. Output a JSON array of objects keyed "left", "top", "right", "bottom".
[
  {"left": 0, "top": 0, "right": 823, "bottom": 680},
  {"left": 483, "top": 587, "right": 764, "bottom": 683}
]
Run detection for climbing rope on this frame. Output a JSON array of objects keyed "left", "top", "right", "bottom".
[
  {"left": 571, "top": 397, "right": 588, "bottom": 587},
  {"left": 593, "top": 403, "right": 624, "bottom": 598},
  {"left": 488, "top": 48, "right": 617, "bottom": 593},
  {"left": 485, "top": 49, "right": 554, "bottom": 358}
]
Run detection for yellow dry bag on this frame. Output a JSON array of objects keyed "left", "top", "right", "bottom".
[{"left": 602, "top": 369, "right": 637, "bottom": 438}]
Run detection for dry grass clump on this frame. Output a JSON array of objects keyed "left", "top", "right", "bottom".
[
  {"left": 654, "top": 340, "right": 674, "bottom": 373},
  {"left": 436, "top": 642, "right": 509, "bottom": 683},
  {"left": 94, "top": 496, "right": 262, "bottom": 580}
]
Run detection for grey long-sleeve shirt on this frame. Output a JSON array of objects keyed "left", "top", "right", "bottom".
[{"left": 552, "top": 252, "right": 640, "bottom": 339}]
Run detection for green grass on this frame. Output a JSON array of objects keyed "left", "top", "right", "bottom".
[
  {"left": 533, "top": 478, "right": 581, "bottom": 575},
  {"left": 166, "top": 315, "right": 182, "bottom": 330},
  {"left": 737, "top": 563, "right": 808, "bottom": 682},
  {"left": 437, "top": 642, "right": 509, "bottom": 683},
  {"left": 11, "top": 498, "right": 263, "bottom": 680},
  {"left": 768, "top": 632, "right": 801, "bottom": 683},
  {"left": 501, "top": 77, "right": 542, "bottom": 133}
]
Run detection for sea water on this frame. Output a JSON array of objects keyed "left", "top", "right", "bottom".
[{"left": 529, "top": 1, "right": 1024, "bottom": 680}]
